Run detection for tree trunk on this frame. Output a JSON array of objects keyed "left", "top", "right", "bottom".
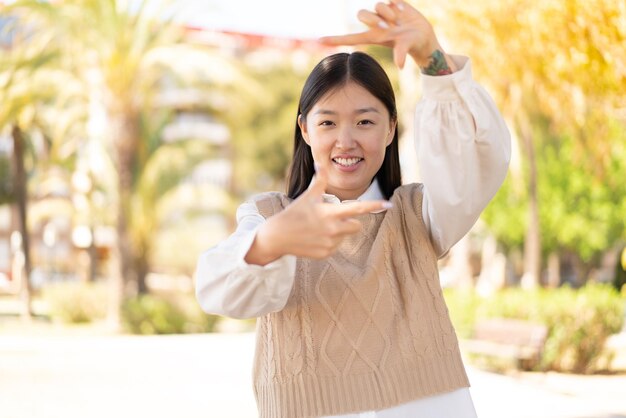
[
  {"left": 87, "top": 230, "right": 98, "bottom": 281},
  {"left": 108, "top": 108, "right": 141, "bottom": 323},
  {"left": 547, "top": 252, "right": 560, "bottom": 288},
  {"left": 520, "top": 120, "right": 541, "bottom": 289},
  {"left": 107, "top": 240, "right": 123, "bottom": 327},
  {"left": 133, "top": 237, "right": 150, "bottom": 295},
  {"left": 613, "top": 247, "right": 626, "bottom": 293},
  {"left": 135, "top": 251, "right": 149, "bottom": 295},
  {"left": 11, "top": 125, "right": 33, "bottom": 319}
]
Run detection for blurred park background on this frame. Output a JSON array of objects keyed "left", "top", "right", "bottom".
[{"left": 1, "top": 0, "right": 625, "bottom": 417}]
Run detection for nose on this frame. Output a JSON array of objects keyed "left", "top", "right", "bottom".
[{"left": 336, "top": 126, "right": 356, "bottom": 149}]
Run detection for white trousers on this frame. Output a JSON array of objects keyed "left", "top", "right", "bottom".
[{"left": 323, "top": 388, "right": 477, "bottom": 418}]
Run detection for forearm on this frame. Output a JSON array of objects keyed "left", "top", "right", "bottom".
[{"left": 244, "top": 219, "right": 284, "bottom": 266}]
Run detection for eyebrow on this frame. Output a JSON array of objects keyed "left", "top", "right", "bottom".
[{"left": 313, "top": 107, "right": 380, "bottom": 116}]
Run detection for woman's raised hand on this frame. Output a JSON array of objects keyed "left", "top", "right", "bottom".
[
  {"left": 245, "top": 166, "right": 392, "bottom": 265},
  {"left": 319, "top": 0, "right": 456, "bottom": 73}
]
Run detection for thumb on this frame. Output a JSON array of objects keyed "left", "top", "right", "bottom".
[
  {"left": 393, "top": 43, "right": 409, "bottom": 69},
  {"left": 305, "top": 163, "right": 328, "bottom": 200}
]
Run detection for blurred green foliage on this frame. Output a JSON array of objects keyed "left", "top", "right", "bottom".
[
  {"left": 225, "top": 63, "right": 308, "bottom": 194},
  {"left": 121, "top": 292, "right": 220, "bottom": 335},
  {"left": 40, "top": 280, "right": 221, "bottom": 334},
  {"left": 41, "top": 281, "right": 108, "bottom": 324},
  {"left": 445, "top": 284, "right": 625, "bottom": 373},
  {"left": 482, "top": 117, "right": 626, "bottom": 262}
]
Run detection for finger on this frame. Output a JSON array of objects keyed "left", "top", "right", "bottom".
[
  {"left": 304, "top": 163, "right": 328, "bottom": 200},
  {"left": 319, "top": 30, "right": 374, "bottom": 46},
  {"left": 357, "top": 9, "right": 390, "bottom": 29},
  {"left": 393, "top": 43, "right": 410, "bottom": 69},
  {"left": 339, "top": 218, "right": 363, "bottom": 235},
  {"left": 327, "top": 218, "right": 362, "bottom": 237},
  {"left": 389, "top": 0, "right": 406, "bottom": 12},
  {"left": 375, "top": 2, "right": 397, "bottom": 24},
  {"left": 331, "top": 200, "right": 393, "bottom": 218}
]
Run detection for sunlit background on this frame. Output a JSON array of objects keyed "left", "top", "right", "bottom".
[{"left": 1, "top": 1, "right": 625, "bottom": 417}]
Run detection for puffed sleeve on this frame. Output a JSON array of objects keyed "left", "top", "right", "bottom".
[
  {"left": 415, "top": 55, "right": 511, "bottom": 257},
  {"left": 194, "top": 200, "right": 297, "bottom": 319}
]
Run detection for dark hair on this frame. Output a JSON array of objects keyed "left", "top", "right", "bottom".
[{"left": 286, "top": 51, "right": 401, "bottom": 200}]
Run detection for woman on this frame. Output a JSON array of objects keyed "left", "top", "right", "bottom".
[{"left": 196, "top": 1, "right": 511, "bottom": 417}]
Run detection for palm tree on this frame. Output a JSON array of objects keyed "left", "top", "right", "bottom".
[
  {"left": 11, "top": 0, "right": 247, "bottom": 325},
  {"left": 130, "top": 106, "right": 225, "bottom": 293},
  {"left": 0, "top": 18, "right": 71, "bottom": 318}
]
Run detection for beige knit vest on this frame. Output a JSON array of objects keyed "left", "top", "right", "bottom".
[{"left": 252, "top": 183, "right": 469, "bottom": 418}]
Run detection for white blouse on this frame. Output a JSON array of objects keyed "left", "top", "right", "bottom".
[{"left": 195, "top": 55, "right": 510, "bottom": 418}]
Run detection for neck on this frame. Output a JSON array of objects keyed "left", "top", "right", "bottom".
[{"left": 325, "top": 183, "right": 371, "bottom": 201}]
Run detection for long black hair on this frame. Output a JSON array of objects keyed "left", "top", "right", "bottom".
[{"left": 286, "top": 51, "right": 402, "bottom": 200}]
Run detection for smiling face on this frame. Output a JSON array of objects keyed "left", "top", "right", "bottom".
[{"left": 298, "top": 81, "right": 397, "bottom": 201}]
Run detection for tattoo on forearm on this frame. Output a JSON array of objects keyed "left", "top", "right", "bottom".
[{"left": 420, "top": 50, "right": 453, "bottom": 76}]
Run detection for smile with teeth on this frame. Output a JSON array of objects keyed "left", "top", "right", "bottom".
[{"left": 332, "top": 157, "right": 363, "bottom": 167}]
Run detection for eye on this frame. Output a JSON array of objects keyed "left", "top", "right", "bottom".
[
  {"left": 319, "top": 120, "right": 335, "bottom": 126},
  {"left": 357, "top": 119, "right": 375, "bottom": 125}
]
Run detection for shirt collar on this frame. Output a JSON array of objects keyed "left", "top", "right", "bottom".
[{"left": 319, "top": 178, "right": 384, "bottom": 204}]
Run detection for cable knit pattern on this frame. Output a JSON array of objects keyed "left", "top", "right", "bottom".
[{"left": 252, "top": 184, "right": 469, "bottom": 418}]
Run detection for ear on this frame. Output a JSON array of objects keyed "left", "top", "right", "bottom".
[
  {"left": 298, "top": 114, "right": 310, "bottom": 145},
  {"left": 386, "top": 119, "right": 398, "bottom": 146}
]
